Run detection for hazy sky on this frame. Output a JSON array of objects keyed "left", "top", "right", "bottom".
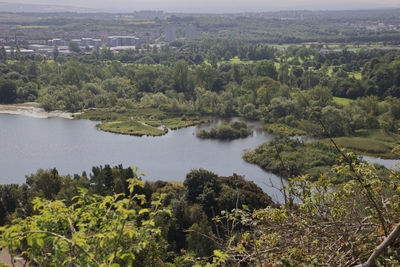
[{"left": 12, "top": 0, "right": 400, "bottom": 13}]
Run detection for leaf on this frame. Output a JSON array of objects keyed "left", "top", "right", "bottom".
[
  {"left": 139, "top": 208, "right": 149, "bottom": 215},
  {"left": 36, "top": 238, "right": 44, "bottom": 247}
]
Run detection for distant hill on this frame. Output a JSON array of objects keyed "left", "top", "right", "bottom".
[{"left": 0, "top": 2, "right": 100, "bottom": 13}]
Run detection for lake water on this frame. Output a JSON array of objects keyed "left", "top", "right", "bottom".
[
  {"left": 0, "top": 114, "right": 286, "bottom": 202},
  {"left": 362, "top": 156, "right": 399, "bottom": 170}
]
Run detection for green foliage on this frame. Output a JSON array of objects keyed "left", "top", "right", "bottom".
[
  {"left": 186, "top": 216, "right": 216, "bottom": 257},
  {"left": 0, "top": 169, "right": 171, "bottom": 266},
  {"left": 243, "top": 136, "right": 339, "bottom": 179},
  {"left": 184, "top": 169, "right": 220, "bottom": 204},
  {"left": 171, "top": 60, "right": 193, "bottom": 93},
  {"left": 0, "top": 78, "right": 17, "bottom": 103},
  {"left": 0, "top": 163, "right": 273, "bottom": 264},
  {"left": 68, "top": 41, "right": 81, "bottom": 53},
  {"left": 98, "top": 120, "right": 167, "bottom": 136},
  {"left": 213, "top": 157, "right": 400, "bottom": 266},
  {"left": 26, "top": 168, "right": 62, "bottom": 200},
  {"left": 329, "top": 129, "right": 400, "bottom": 158},
  {"left": 196, "top": 121, "right": 251, "bottom": 140},
  {"left": 1, "top": 11, "right": 400, "bottom": 266},
  {"left": 265, "top": 123, "right": 307, "bottom": 136}
]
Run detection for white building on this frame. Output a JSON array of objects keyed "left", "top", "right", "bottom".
[
  {"left": 105, "top": 36, "right": 141, "bottom": 47},
  {"left": 48, "top": 39, "right": 67, "bottom": 46},
  {"left": 165, "top": 24, "right": 176, "bottom": 42}
]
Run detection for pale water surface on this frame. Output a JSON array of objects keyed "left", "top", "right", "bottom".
[{"left": 0, "top": 114, "right": 286, "bottom": 202}]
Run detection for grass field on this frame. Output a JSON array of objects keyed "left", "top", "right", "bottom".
[
  {"left": 98, "top": 118, "right": 202, "bottom": 136},
  {"left": 265, "top": 123, "right": 307, "bottom": 136},
  {"left": 325, "top": 129, "right": 400, "bottom": 159},
  {"left": 98, "top": 120, "right": 166, "bottom": 136},
  {"left": 333, "top": 97, "right": 355, "bottom": 106}
]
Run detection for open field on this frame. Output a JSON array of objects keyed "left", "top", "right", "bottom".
[
  {"left": 325, "top": 129, "right": 400, "bottom": 158},
  {"left": 333, "top": 97, "right": 355, "bottom": 106}
]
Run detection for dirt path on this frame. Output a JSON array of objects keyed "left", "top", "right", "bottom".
[
  {"left": 0, "top": 102, "right": 80, "bottom": 119},
  {"left": 0, "top": 249, "right": 26, "bottom": 266}
]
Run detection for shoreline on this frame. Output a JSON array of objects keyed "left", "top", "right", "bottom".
[{"left": 0, "top": 102, "right": 80, "bottom": 119}]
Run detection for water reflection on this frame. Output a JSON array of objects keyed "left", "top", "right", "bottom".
[{"left": 0, "top": 114, "right": 286, "bottom": 202}]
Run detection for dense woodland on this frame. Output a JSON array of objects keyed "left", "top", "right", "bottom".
[
  {"left": 1, "top": 40, "right": 400, "bottom": 154},
  {"left": 1, "top": 10, "right": 400, "bottom": 266}
]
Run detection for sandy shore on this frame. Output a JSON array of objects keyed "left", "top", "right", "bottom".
[{"left": 0, "top": 102, "right": 80, "bottom": 119}]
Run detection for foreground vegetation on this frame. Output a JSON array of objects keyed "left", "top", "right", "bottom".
[
  {"left": 0, "top": 166, "right": 272, "bottom": 266},
  {"left": 1, "top": 154, "right": 400, "bottom": 265}
]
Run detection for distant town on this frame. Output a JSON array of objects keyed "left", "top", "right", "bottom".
[
  {"left": 0, "top": 23, "right": 197, "bottom": 56},
  {"left": 0, "top": 8, "right": 399, "bottom": 58}
]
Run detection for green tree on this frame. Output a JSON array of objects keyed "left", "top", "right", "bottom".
[
  {"left": 214, "top": 156, "right": 400, "bottom": 266},
  {"left": 52, "top": 45, "right": 59, "bottom": 60},
  {"left": 0, "top": 45, "right": 6, "bottom": 61},
  {"left": 91, "top": 46, "right": 100, "bottom": 60},
  {"left": 1, "top": 171, "right": 171, "bottom": 266},
  {"left": 68, "top": 41, "right": 81, "bottom": 53},
  {"left": 255, "top": 60, "right": 278, "bottom": 80},
  {"left": 100, "top": 47, "right": 113, "bottom": 60},
  {"left": 186, "top": 216, "right": 216, "bottom": 257},
  {"left": 25, "top": 168, "right": 62, "bottom": 200},
  {"left": 309, "top": 85, "right": 332, "bottom": 107},
  {"left": 171, "top": 60, "right": 193, "bottom": 93},
  {"left": 0, "top": 79, "right": 17, "bottom": 103},
  {"left": 184, "top": 169, "right": 220, "bottom": 203}
]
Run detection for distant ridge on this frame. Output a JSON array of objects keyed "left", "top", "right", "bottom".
[{"left": 0, "top": 2, "right": 101, "bottom": 13}]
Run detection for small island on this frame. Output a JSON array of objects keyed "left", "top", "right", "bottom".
[
  {"left": 77, "top": 108, "right": 203, "bottom": 136},
  {"left": 196, "top": 121, "right": 252, "bottom": 140}
]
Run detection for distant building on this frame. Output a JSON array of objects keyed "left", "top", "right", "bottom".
[
  {"left": 26, "top": 40, "right": 47, "bottom": 45},
  {"left": 185, "top": 24, "right": 197, "bottom": 40},
  {"left": 29, "top": 45, "right": 55, "bottom": 55},
  {"left": 105, "top": 36, "right": 141, "bottom": 47},
  {"left": 48, "top": 38, "right": 103, "bottom": 48},
  {"left": 70, "top": 39, "right": 82, "bottom": 46},
  {"left": 93, "top": 39, "right": 103, "bottom": 47},
  {"left": 80, "top": 38, "right": 94, "bottom": 46},
  {"left": 165, "top": 24, "right": 176, "bottom": 42},
  {"left": 48, "top": 39, "right": 67, "bottom": 46},
  {"left": 5, "top": 49, "right": 35, "bottom": 55},
  {"left": 110, "top": 46, "right": 137, "bottom": 52}
]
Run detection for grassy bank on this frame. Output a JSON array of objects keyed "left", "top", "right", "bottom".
[
  {"left": 98, "top": 120, "right": 167, "bottom": 136},
  {"left": 264, "top": 123, "right": 307, "bottom": 136},
  {"left": 77, "top": 108, "right": 203, "bottom": 137},
  {"left": 326, "top": 129, "right": 400, "bottom": 159},
  {"left": 243, "top": 136, "right": 339, "bottom": 179},
  {"left": 333, "top": 97, "right": 355, "bottom": 106},
  {"left": 243, "top": 129, "right": 400, "bottom": 181}
]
